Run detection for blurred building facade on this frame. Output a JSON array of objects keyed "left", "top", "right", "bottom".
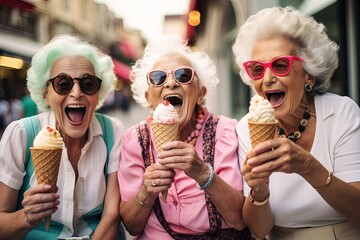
[
  {"left": 0, "top": 0, "right": 146, "bottom": 131},
  {"left": 184, "top": 0, "right": 360, "bottom": 119}
]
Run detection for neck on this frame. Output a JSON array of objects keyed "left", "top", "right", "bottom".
[
  {"left": 181, "top": 106, "right": 206, "bottom": 145},
  {"left": 277, "top": 97, "right": 314, "bottom": 142}
]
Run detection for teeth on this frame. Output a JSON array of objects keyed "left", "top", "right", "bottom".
[
  {"left": 67, "top": 104, "right": 85, "bottom": 108},
  {"left": 165, "top": 94, "right": 182, "bottom": 100}
]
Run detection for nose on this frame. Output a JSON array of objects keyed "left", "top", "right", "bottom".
[
  {"left": 163, "top": 73, "right": 179, "bottom": 88},
  {"left": 69, "top": 81, "right": 84, "bottom": 98},
  {"left": 262, "top": 67, "right": 277, "bottom": 85}
]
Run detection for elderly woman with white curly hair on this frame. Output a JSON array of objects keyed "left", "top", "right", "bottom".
[
  {"left": 118, "top": 35, "right": 253, "bottom": 239},
  {"left": 0, "top": 34, "right": 125, "bottom": 239},
  {"left": 233, "top": 6, "right": 360, "bottom": 240}
]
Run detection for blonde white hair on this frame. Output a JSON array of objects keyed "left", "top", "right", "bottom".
[
  {"left": 233, "top": 6, "right": 339, "bottom": 93},
  {"left": 131, "top": 35, "right": 219, "bottom": 108}
]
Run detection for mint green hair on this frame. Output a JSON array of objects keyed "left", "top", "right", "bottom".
[{"left": 27, "top": 34, "right": 116, "bottom": 111}]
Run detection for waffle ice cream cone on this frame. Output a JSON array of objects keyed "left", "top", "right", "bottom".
[
  {"left": 151, "top": 122, "right": 179, "bottom": 152},
  {"left": 248, "top": 122, "right": 277, "bottom": 148},
  {"left": 248, "top": 95, "right": 277, "bottom": 148},
  {"left": 151, "top": 122, "right": 178, "bottom": 201},
  {"left": 30, "top": 126, "right": 63, "bottom": 230},
  {"left": 30, "top": 148, "right": 62, "bottom": 229},
  {"left": 151, "top": 100, "right": 179, "bottom": 202}
]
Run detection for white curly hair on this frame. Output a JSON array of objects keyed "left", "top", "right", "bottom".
[
  {"left": 233, "top": 6, "right": 339, "bottom": 94},
  {"left": 27, "top": 34, "right": 117, "bottom": 111},
  {"left": 130, "top": 35, "right": 220, "bottom": 108}
]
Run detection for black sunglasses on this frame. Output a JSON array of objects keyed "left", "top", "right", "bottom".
[
  {"left": 147, "top": 67, "right": 194, "bottom": 86},
  {"left": 47, "top": 74, "right": 102, "bottom": 95}
]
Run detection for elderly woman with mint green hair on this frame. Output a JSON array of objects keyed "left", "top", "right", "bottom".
[
  {"left": 0, "top": 34, "right": 125, "bottom": 239},
  {"left": 118, "top": 35, "right": 253, "bottom": 239}
]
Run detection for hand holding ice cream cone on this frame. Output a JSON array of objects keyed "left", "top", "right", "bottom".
[
  {"left": 151, "top": 100, "right": 179, "bottom": 202},
  {"left": 30, "top": 125, "right": 63, "bottom": 230}
]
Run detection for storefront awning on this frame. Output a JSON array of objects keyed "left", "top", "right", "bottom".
[
  {"left": 1, "top": 0, "right": 35, "bottom": 12},
  {"left": 0, "top": 33, "right": 43, "bottom": 61},
  {"left": 113, "top": 59, "right": 131, "bottom": 83}
]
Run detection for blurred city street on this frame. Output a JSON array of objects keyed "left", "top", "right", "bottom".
[{"left": 106, "top": 101, "right": 150, "bottom": 130}]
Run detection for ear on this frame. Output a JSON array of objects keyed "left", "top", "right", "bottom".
[
  {"left": 197, "top": 86, "right": 207, "bottom": 105},
  {"left": 43, "top": 90, "right": 50, "bottom": 106},
  {"left": 145, "top": 91, "right": 153, "bottom": 108},
  {"left": 305, "top": 73, "right": 316, "bottom": 87}
]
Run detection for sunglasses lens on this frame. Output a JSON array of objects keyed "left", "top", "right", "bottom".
[
  {"left": 79, "top": 75, "right": 101, "bottom": 95},
  {"left": 246, "top": 62, "right": 264, "bottom": 79},
  {"left": 174, "top": 68, "right": 193, "bottom": 83},
  {"left": 272, "top": 58, "right": 291, "bottom": 74},
  {"left": 51, "top": 74, "right": 101, "bottom": 95},
  {"left": 149, "top": 71, "right": 167, "bottom": 85},
  {"left": 53, "top": 75, "right": 74, "bottom": 95}
]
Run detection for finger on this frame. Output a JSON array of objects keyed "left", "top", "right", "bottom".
[
  {"left": 22, "top": 190, "right": 60, "bottom": 207},
  {"left": 25, "top": 206, "right": 58, "bottom": 227},
  {"left": 160, "top": 141, "right": 186, "bottom": 150},
  {"left": 149, "top": 178, "right": 173, "bottom": 190},
  {"left": 23, "top": 184, "right": 52, "bottom": 198}
]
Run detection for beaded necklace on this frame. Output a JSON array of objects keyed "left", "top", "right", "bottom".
[
  {"left": 184, "top": 106, "right": 206, "bottom": 144},
  {"left": 277, "top": 106, "right": 310, "bottom": 142}
]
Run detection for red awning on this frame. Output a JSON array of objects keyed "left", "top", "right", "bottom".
[
  {"left": 1, "top": 0, "right": 35, "bottom": 12},
  {"left": 113, "top": 59, "right": 131, "bottom": 83}
]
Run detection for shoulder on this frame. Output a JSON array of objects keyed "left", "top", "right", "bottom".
[
  {"left": 210, "top": 114, "right": 238, "bottom": 140},
  {"left": 123, "top": 121, "right": 147, "bottom": 146},
  {"left": 316, "top": 93, "right": 359, "bottom": 120}
]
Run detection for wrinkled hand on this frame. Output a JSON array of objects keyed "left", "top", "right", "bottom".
[
  {"left": 243, "top": 137, "right": 312, "bottom": 191},
  {"left": 158, "top": 141, "right": 207, "bottom": 181},
  {"left": 143, "top": 162, "right": 175, "bottom": 197},
  {"left": 22, "top": 184, "right": 60, "bottom": 229}
]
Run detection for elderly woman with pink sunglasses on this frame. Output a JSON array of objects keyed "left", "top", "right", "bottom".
[
  {"left": 233, "top": 6, "right": 360, "bottom": 240},
  {"left": 118, "top": 35, "right": 253, "bottom": 239}
]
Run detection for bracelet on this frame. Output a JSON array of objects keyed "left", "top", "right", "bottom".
[
  {"left": 248, "top": 189, "right": 269, "bottom": 206},
  {"left": 314, "top": 171, "right": 333, "bottom": 191},
  {"left": 135, "top": 194, "right": 153, "bottom": 208},
  {"left": 196, "top": 163, "right": 215, "bottom": 190}
]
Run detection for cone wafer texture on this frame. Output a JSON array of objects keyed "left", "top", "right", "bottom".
[
  {"left": 151, "top": 100, "right": 180, "bottom": 202},
  {"left": 248, "top": 122, "right": 277, "bottom": 148},
  {"left": 30, "top": 147, "right": 62, "bottom": 229},
  {"left": 151, "top": 122, "right": 179, "bottom": 153},
  {"left": 151, "top": 122, "right": 178, "bottom": 202}
]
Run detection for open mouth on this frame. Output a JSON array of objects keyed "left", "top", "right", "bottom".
[
  {"left": 65, "top": 104, "right": 86, "bottom": 124},
  {"left": 164, "top": 95, "right": 183, "bottom": 111},
  {"left": 265, "top": 91, "right": 285, "bottom": 108}
]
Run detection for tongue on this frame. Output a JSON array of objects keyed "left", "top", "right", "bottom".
[
  {"left": 269, "top": 93, "right": 284, "bottom": 106},
  {"left": 67, "top": 109, "right": 84, "bottom": 123}
]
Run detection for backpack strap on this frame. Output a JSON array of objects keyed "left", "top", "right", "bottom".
[
  {"left": 95, "top": 112, "right": 114, "bottom": 175},
  {"left": 17, "top": 115, "right": 40, "bottom": 210}
]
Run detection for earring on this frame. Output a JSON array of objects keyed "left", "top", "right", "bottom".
[{"left": 305, "top": 83, "right": 313, "bottom": 92}]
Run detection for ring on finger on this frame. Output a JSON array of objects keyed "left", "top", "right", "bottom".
[{"left": 151, "top": 179, "right": 157, "bottom": 187}]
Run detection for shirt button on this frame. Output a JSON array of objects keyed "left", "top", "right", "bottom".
[
  {"left": 65, "top": 227, "right": 73, "bottom": 234},
  {"left": 80, "top": 177, "right": 85, "bottom": 182}
]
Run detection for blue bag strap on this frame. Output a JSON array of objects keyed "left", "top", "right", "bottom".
[
  {"left": 95, "top": 113, "right": 114, "bottom": 175},
  {"left": 17, "top": 116, "right": 40, "bottom": 210}
]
